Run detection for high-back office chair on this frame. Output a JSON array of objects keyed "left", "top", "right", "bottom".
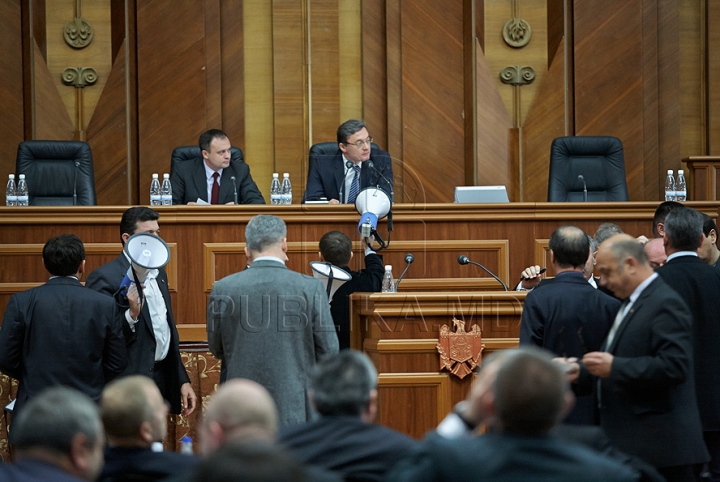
[
  {"left": 547, "top": 136, "right": 629, "bottom": 202},
  {"left": 170, "top": 145, "right": 245, "bottom": 177},
  {"left": 308, "top": 141, "right": 381, "bottom": 158},
  {"left": 15, "top": 140, "right": 97, "bottom": 205}
]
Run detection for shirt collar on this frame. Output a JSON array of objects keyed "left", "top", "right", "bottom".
[
  {"left": 203, "top": 160, "right": 223, "bottom": 181},
  {"left": 252, "top": 256, "right": 286, "bottom": 265},
  {"left": 666, "top": 251, "right": 698, "bottom": 262},
  {"left": 628, "top": 272, "right": 658, "bottom": 305}
]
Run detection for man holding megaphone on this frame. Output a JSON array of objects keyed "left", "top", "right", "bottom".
[{"left": 86, "top": 207, "right": 196, "bottom": 417}]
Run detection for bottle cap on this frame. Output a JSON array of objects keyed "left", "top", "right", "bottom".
[
  {"left": 181, "top": 436, "right": 192, "bottom": 443},
  {"left": 273, "top": 173, "right": 279, "bottom": 178},
  {"left": 678, "top": 169, "right": 684, "bottom": 175},
  {"left": 667, "top": 170, "right": 673, "bottom": 174},
  {"left": 152, "top": 173, "right": 159, "bottom": 178},
  {"left": 283, "top": 172, "right": 289, "bottom": 177},
  {"left": 163, "top": 173, "right": 170, "bottom": 178},
  {"left": 18, "top": 174, "right": 25, "bottom": 179},
  {"left": 385, "top": 265, "right": 392, "bottom": 271},
  {"left": 9, "top": 174, "right": 14, "bottom": 179}
]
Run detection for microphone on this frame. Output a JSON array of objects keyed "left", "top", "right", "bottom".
[
  {"left": 231, "top": 176, "right": 238, "bottom": 205},
  {"left": 339, "top": 161, "right": 353, "bottom": 203},
  {"left": 520, "top": 267, "right": 547, "bottom": 281},
  {"left": 394, "top": 253, "right": 414, "bottom": 291},
  {"left": 72, "top": 161, "right": 80, "bottom": 206},
  {"left": 457, "top": 255, "right": 508, "bottom": 291},
  {"left": 365, "top": 160, "right": 394, "bottom": 203},
  {"left": 578, "top": 174, "right": 587, "bottom": 202}
]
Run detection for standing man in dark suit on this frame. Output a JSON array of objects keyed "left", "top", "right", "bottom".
[
  {"left": 656, "top": 207, "right": 720, "bottom": 481},
  {"left": 303, "top": 120, "right": 393, "bottom": 203},
  {"left": 85, "top": 207, "right": 197, "bottom": 417},
  {"left": 318, "top": 231, "right": 384, "bottom": 349},
  {"left": 519, "top": 226, "right": 619, "bottom": 424},
  {"left": 171, "top": 129, "right": 265, "bottom": 205},
  {"left": 566, "top": 234, "right": 708, "bottom": 481},
  {"left": 699, "top": 213, "right": 720, "bottom": 270},
  {"left": 0, "top": 234, "right": 127, "bottom": 416}
]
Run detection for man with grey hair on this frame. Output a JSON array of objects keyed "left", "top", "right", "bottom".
[
  {"left": 0, "top": 387, "right": 105, "bottom": 481},
  {"left": 656, "top": 206, "right": 720, "bottom": 481},
  {"left": 303, "top": 119, "right": 393, "bottom": 204},
  {"left": 207, "top": 215, "right": 338, "bottom": 426},
  {"left": 280, "top": 350, "right": 414, "bottom": 482}
]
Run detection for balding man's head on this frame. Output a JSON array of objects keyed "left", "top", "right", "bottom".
[
  {"left": 199, "top": 379, "right": 278, "bottom": 456},
  {"left": 595, "top": 234, "right": 652, "bottom": 299},
  {"left": 644, "top": 238, "right": 666, "bottom": 269}
]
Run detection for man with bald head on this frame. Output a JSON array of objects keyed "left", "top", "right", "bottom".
[
  {"left": 643, "top": 238, "right": 666, "bottom": 269},
  {"left": 567, "top": 234, "right": 708, "bottom": 481}
]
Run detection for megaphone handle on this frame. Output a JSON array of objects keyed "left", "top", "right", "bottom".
[
  {"left": 372, "top": 229, "right": 387, "bottom": 251},
  {"left": 325, "top": 269, "right": 334, "bottom": 300},
  {"left": 130, "top": 266, "right": 145, "bottom": 303}
]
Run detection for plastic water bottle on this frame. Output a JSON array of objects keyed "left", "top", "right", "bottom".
[
  {"left": 180, "top": 436, "right": 193, "bottom": 455},
  {"left": 6, "top": 174, "right": 16, "bottom": 206},
  {"left": 16, "top": 174, "right": 28, "bottom": 206},
  {"left": 161, "top": 173, "right": 172, "bottom": 205},
  {"left": 381, "top": 265, "right": 395, "bottom": 293},
  {"left": 270, "top": 173, "right": 281, "bottom": 205},
  {"left": 281, "top": 172, "right": 292, "bottom": 204},
  {"left": 675, "top": 170, "right": 687, "bottom": 201},
  {"left": 150, "top": 173, "right": 162, "bottom": 206},
  {"left": 664, "top": 170, "right": 675, "bottom": 201}
]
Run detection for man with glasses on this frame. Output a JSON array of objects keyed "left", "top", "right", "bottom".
[{"left": 303, "top": 119, "right": 393, "bottom": 204}]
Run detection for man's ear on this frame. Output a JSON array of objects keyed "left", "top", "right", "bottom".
[
  {"left": 202, "top": 149, "right": 209, "bottom": 160},
  {"left": 77, "top": 260, "right": 86, "bottom": 279},
  {"left": 281, "top": 238, "right": 288, "bottom": 252},
  {"left": 318, "top": 251, "right": 324, "bottom": 261},
  {"left": 69, "top": 433, "right": 92, "bottom": 474},
  {"left": 349, "top": 251, "right": 354, "bottom": 261},
  {"left": 365, "top": 389, "right": 378, "bottom": 423},
  {"left": 139, "top": 420, "right": 154, "bottom": 444},
  {"left": 657, "top": 222, "right": 665, "bottom": 237},
  {"left": 121, "top": 232, "right": 131, "bottom": 245},
  {"left": 339, "top": 143, "right": 347, "bottom": 155}
]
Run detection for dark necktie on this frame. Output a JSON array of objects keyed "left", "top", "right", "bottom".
[
  {"left": 211, "top": 172, "right": 220, "bottom": 204},
  {"left": 347, "top": 165, "right": 361, "bottom": 204}
]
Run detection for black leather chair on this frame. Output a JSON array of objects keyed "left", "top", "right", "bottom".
[
  {"left": 170, "top": 145, "right": 245, "bottom": 177},
  {"left": 547, "top": 136, "right": 629, "bottom": 202},
  {"left": 15, "top": 140, "right": 97, "bottom": 205},
  {"left": 308, "top": 141, "right": 381, "bottom": 157}
]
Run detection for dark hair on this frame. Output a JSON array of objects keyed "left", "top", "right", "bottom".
[
  {"left": 592, "top": 223, "right": 623, "bottom": 248},
  {"left": 493, "top": 347, "right": 567, "bottom": 436},
  {"left": 119, "top": 207, "right": 159, "bottom": 244},
  {"left": 12, "top": 387, "right": 101, "bottom": 455},
  {"left": 548, "top": 226, "right": 589, "bottom": 269},
  {"left": 199, "top": 129, "right": 229, "bottom": 152},
  {"left": 652, "top": 201, "right": 683, "bottom": 237},
  {"left": 192, "top": 441, "right": 307, "bottom": 482},
  {"left": 664, "top": 207, "right": 703, "bottom": 252},
  {"left": 319, "top": 231, "right": 352, "bottom": 267},
  {"left": 42, "top": 234, "right": 85, "bottom": 276},
  {"left": 311, "top": 350, "right": 377, "bottom": 417},
  {"left": 337, "top": 119, "right": 367, "bottom": 144},
  {"left": 702, "top": 213, "right": 717, "bottom": 238}
]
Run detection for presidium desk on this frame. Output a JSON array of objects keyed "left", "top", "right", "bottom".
[{"left": 0, "top": 202, "right": 717, "bottom": 439}]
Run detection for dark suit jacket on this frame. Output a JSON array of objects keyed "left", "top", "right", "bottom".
[
  {"left": 520, "top": 271, "right": 619, "bottom": 424},
  {"left": 303, "top": 148, "right": 393, "bottom": 202},
  {"left": 331, "top": 253, "right": 384, "bottom": 350},
  {"left": 0, "top": 458, "right": 87, "bottom": 482},
  {"left": 0, "top": 277, "right": 126, "bottom": 416},
  {"left": 656, "top": 254, "right": 720, "bottom": 431},
  {"left": 170, "top": 158, "right": 265, "bottom": 205},
  {"left": 85, "top": 254, "right": 190, "bottom": 414},
  {"left": 578, "top": 276, "right": 709, "bottom": 468},
  {"left": 99, "top": 446, "right": 198, "bottom": 482},
  {"left": 279, "top": 415, "right": 415, "bottom": 482},
  {"left": 385, "top": 431, "right": 638, "bottom": 482}
]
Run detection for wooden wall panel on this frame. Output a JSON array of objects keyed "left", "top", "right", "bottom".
[
  {"left": 310, "top": 0, "right": 340, "bottom": 144},
  {"left": 573, "top": 0, "right": 645, "bottom": 201},
  {"left": 400, "top": 0, "right": 465, "bottom": 203},
  {"left": 679, "top": 0, "right": 704, "bottom": 160},
  {"left": 33, "top": 42, "right": 76, "bottom": 140},
  {"left": 338, "top": 0, "right": 362, "bottom": 123},
  {"left": 655, "top": 0, "right": 678, "bottom": 199},
  {"left": 221, "top": 0, "right": 245, "bottom": 148},
  {"left": 0, "top": 0, "right": 24, "bottom": 176},
  {"left": 361, "top": 0, "right": 388, "bottom": 150},
  {"left": 709, "top": 0, "right": 720, "bottom": 154}
]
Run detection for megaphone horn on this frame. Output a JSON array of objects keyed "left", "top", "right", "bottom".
[
  {"left": 310, "top": 261, "right": 352, "bottom": 303},
  {"left": 119, "top": 233, "right": 171, "bottom": 297}
]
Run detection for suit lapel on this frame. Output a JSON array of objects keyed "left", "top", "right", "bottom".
[
  {"left": 219, "top": 164, "right": 234, "bottom": 204},
  {"left": 194, "top": 160, "right": 209, "bottom": 202},
  {"left": 332, "top": 152, "right": 345, "bottom": 199},
  {"left": 117, "top": 254, "right": 155, "bottom": 334},
  {"left": 607, "top": 279, "right": 657, "bottom": 353}
]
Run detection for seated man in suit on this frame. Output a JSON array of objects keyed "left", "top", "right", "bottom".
[
  {"left": 0, "top": 387, "right": 106, "bottom": 482},
  {"left": 303, "top": 119, "right": 393, "bottom": 204},
  {"left": 386, "top": 347, "right": 637, "bottom": 482},
  {"left": 171, "top": 128, "right": 265, "bottom": 205},
  {"left": 280, "top": 350, "right": 415, "bottom": 482},
  {"left": 99, "top": 376, "right": 198, "bottom": 481},
  {"left": 318, "top": 231, "right": 384, "bottom": 349}
]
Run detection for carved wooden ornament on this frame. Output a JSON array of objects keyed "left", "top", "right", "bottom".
[{"left": 437, "top": 318, "right": 485, "bottom": 379}]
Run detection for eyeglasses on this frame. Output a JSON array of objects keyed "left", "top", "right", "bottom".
[{"left": 344, "top": 137, "right": 373, "bottom": 149}]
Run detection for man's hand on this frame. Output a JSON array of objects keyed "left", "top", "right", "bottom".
[
  {"left": 328, "top": 199, "right": 340, "bottom": 204},
  {"left": 520, "top": 265, "right": 543, "bottom": 290},
  {"left": 180, "top": 383, "right": 197, "bottom": 417},
  {"left": 225, "top": 201, "right": 235, "bottom": 205},
  {"left": 187, "top": 202, "right": 198, "bottom": 206},
  {"left": 553, "top": 357, "right": 580, "bottom": 383},
  {"left": 362, "top": 235, "right": 375, "bottom": 250},
  {"left": 582, "top": 351, "right": 613, "bottom": 378},
  {"left": 127, "top": 283, "right": 145, "bottom": 320},
  {"left": 636, "top": 235, "right": 649, "bottom": 245}
]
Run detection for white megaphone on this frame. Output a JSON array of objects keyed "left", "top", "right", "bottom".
[
  {"left": 119, "top": 233, "right": 171, "bottom": 297},
  {"left": 354, "top": 187, "right": 391, "bottom": 238},
  {"left": 310, "top": 261, "right": 352, "bottom": 302}
]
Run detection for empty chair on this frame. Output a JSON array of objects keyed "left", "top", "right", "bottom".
[
  {"left": 547, "top": 136, "right": 629, "bottom": 202},
  {"left": 16, "top": 140, "right": 97, "bottom": 205}
]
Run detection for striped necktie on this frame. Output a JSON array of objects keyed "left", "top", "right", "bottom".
[{"left": 347, "top": 165, "right": 361, "bottom": 203}]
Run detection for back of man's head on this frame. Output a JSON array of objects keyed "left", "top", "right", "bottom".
[
  {"left": 319, "top": 231, "right": 352, "bottom": 267},
  {"left": 193, "top": 441, "right": 307, "bottom": 482},
  {"left": 493, "top": 348, "right": 568, "bottom": 436},
  {"left": 310, "top": 350, "right": 377, "bottom": 417},
  {"left": 337, "top": 119, "right": 367, "bottom": 144},
  {"left": 12, "top": 387, "right": 103, "bottom": 480},
  {"left": 200, "top": 379, "right": 278, "bottom": 456},
  {"left": 245, "top": 215, "right": 287, "bottom": 253},
  {"left": 199, "top": 129, "right": 229, "bottom": 152},
  {"left": 663, "top": 207, "right": 703, "bottom": 252},
  {"left": 702, "top": 213, "right": 717, "bottom": 238},
  {"left": 42, "top": 234, "right": 85, "bottom": 277},
  {"left": 119, "top": 206, "right": 159, "bottom": 244},
  {"left": 652, "top": 200, "right": 683, "bottom": 237},
  {"left": 548, "top": 225, "right": 589, "bottom": 269},
  {"left": 592, "top": 223, "right": 623, "bottom": 248},
  {"left": 101, "top": 375, "right": 165, "bottom": 446}
]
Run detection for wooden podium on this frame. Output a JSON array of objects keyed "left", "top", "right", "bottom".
[{"left": 350, "top": 291, "right": 524, "bottom": 438}]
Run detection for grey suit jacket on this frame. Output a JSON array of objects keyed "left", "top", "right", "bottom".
[{"left": 207, "top": 259, "right": 339, "bottom": 426}]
